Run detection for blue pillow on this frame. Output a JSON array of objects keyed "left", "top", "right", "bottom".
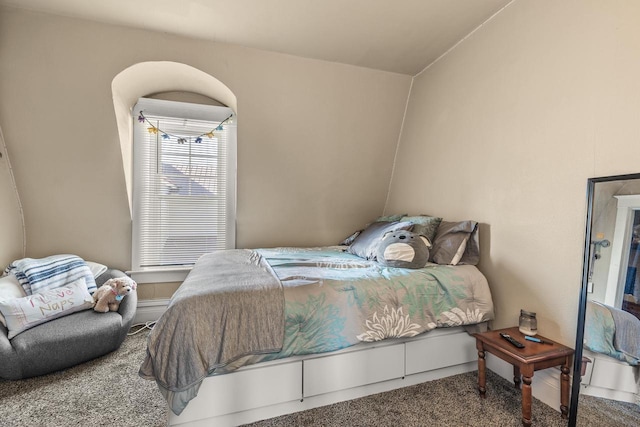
[{"left": 348, "top": 220, "right": 414, "bottom": 260}]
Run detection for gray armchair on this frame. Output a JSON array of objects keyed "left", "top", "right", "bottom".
[{"left": 0, "top": 269, "right": 137, "bottom": 380}]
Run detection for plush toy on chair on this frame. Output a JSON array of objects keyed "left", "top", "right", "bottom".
[
  {"left": 376, "top": 230, "right": 431, "bottom": 269},
  {"left": 93, "top": 277, "right": 136, "bottom": 313}
]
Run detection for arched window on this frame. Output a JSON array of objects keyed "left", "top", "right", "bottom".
[{"left": 111, "top": 62, "right": 237, "bottom": 283}]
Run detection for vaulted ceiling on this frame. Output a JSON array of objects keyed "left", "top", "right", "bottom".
[{"left": 0, "top": 0, "right": 512, "bottom": 75}]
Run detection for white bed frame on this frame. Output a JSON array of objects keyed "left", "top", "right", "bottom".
[
  {"left": 170, "top": 326, "right": 477, "bottom": 426},
  {"left": 580, "top": 349, "right": 639, "bottom": 403}
]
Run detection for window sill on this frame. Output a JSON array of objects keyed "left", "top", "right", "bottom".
[{"left": 127, "top": 267, "right": 191, "bottom": 284}]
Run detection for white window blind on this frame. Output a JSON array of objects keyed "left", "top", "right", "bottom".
[{"left": 132, "top": 98, "right": 236, "bottom": 269}]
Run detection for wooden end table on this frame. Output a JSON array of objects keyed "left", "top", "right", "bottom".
[{"left": 474, "top": 327, "right": 574, "bottom": 427}]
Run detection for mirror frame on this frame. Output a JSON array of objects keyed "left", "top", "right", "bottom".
[{"left": 569, "top": 172, "right": 640, "bottom": 425}]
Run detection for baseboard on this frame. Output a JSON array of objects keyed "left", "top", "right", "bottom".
[
  {"left": 486, "top": 354, "right": 562, "bottom": 413},
  {"left": 134, "top": 298, "right": 170, "bottom": 324}
]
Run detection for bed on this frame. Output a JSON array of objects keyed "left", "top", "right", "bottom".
[
  {"left": 139, "top": 242, "right": 493, "bottom": 425},
  {"left": 581, "top": 300, "right": 640, "bottom": 404}
]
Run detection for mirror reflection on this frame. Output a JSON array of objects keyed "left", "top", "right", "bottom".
[{"left": 574, "top": 175, "right": 640, "bottom": 423}]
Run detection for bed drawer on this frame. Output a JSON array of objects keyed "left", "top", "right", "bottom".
[
  {"left": 176, "top": 360, "right": 302, "bottom": 423},
  {"left": 589, "top": 356, "right": 638, "bottom": 393},
  {"left": 303, "top": 343, "right": 405, "bottom": 397},
  {"left": 405, "top": 330, "right": 476, "bottom": 375}
]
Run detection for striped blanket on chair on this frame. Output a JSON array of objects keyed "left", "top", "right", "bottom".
[{"left": 5, "top": 254, "right": 97, "bottom": 295}]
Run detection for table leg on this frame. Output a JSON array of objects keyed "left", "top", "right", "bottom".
[
  {"left": 477, "top": 348, "right": 486, "bottom": 398},
  {"left": 560, "top": 361, "right": 571, "bottom": 419},
  {"left": 513, "top": 365, "right": 521, "bottom": 389},
  {"left": 521, "top": 375, "right": 532, "bottom": 427}
]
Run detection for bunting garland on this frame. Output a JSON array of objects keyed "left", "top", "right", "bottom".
[{"left": 137, "top": 111, "right": 233, "bottom": 144}]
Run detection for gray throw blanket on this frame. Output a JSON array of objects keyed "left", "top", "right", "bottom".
[
  {"left": 139, "top": 250, "right": 284, "bottom": 414},
  {"left": 608, "top": 304, "right": 640, "bottom": 361}
]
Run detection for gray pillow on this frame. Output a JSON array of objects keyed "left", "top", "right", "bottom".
[
  {"left": 459, "top": 225, "right": 480, "bottom": 265},
  {"left": 339, "top": 230, "right": 362, "bottom": 246},
  {"left": 401, "top": 215, "right": 442, "bottom": 243},
  {"left": 429, "top": 220, "right": 479, "bottom": 265},
  {"left": 348, "top": 220, "right": 414, "bottom": 260}
]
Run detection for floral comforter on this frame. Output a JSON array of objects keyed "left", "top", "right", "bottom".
[{"left": 256, "top": 246, "right": 494, "bottom": 361}]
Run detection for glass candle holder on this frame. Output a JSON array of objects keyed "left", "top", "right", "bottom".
[{"left": 519, "top": 310, "right": 538, "bottom": 336}]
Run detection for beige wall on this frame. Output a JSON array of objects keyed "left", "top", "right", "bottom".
[
  {"left": 0, "top": 126, "right": 25, "bottom": 267},
  {"left": 385, "top": 0, "right": 640, "bottom": 345},
  {"left": 0, "top": 7, "right": 411, "bottom": 274}
]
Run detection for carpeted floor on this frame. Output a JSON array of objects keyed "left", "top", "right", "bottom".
[
  {"left": 1, "top": 331, "right": 639, "bottom": 427},
  {"left": 578, "top": 394, "right": 640, "bottom": 427},
  {"left": 245, "top": 369, "right": 640, "bottom": 427},
  {"left": 245, "top": 369, "right": 568, "bottom": 427},
  {"left": 0, "top": 329, "right": 168, "bottom": 427}
]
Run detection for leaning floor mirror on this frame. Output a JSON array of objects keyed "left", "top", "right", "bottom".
[{"left": 570, "top": 173, "right": 640, "bottom": 425}]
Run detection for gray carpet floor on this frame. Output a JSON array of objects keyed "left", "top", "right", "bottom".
[
  {"left": 246, "top": 369, "right": 640, "bottom": 427},
  {"left": 578, "top": 394, "right": 640, "bottom": 427},
  {"left": 246, "top": 370, "right": 566, "bottom": 427},
  {"left": 0, "top": 329, "right": 168, "bottom": 427},
  {"left": 1, "top": 330, "right": 639, "bottom": 426}
]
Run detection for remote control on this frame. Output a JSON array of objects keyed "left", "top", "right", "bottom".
[{"left": 500, "top": 333, "right": 525, "bottom": 348}]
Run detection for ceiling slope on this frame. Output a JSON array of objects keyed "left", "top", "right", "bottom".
[{"left": 0, "top": 0, "right": 512, "bottom": 75}]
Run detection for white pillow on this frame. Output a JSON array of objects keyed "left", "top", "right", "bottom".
[
  {"left": 0, "top": 278, "right": 94, "bottom": 339},
  {"left": 85, "top": 261, "right": 108, "bottom": 278},
  {"left": 0, "top": 274, "right": 27, "bottom": 327}
]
